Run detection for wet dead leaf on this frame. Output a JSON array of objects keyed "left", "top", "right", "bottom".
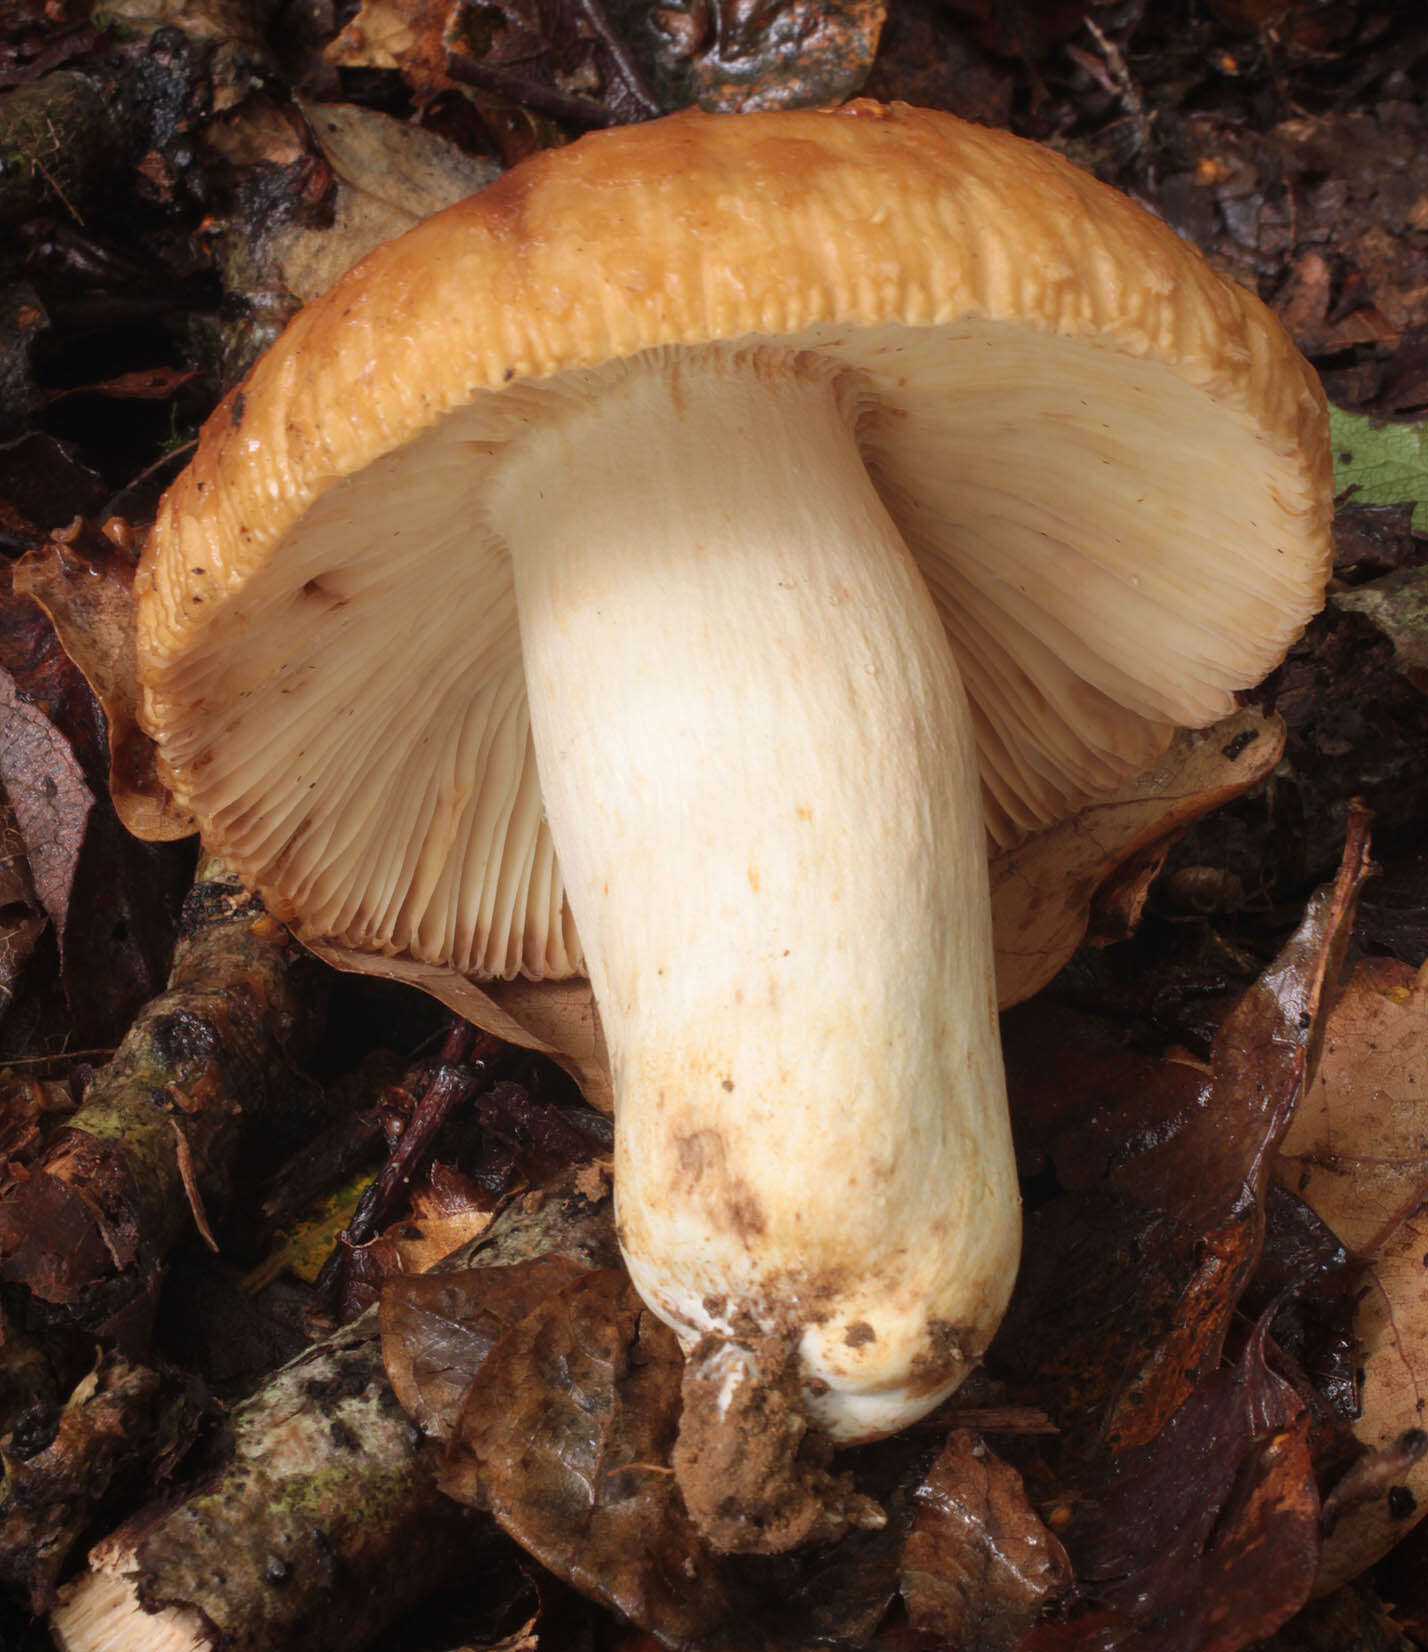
[
  {"left": 273, "top": 101, "right": 498, "bottom": 306},
  {"left": 441, "top": 1265, "right": 907, "bottom": 1648},
  {"left": 995, "top": 810, "right": 1375, "bottom": 1477},
  {"left": 326, "top": 0, "right": 459, "bottom": 99},
  {"left": 1111, "top": 805, "right": 1373, "bottom": 1236},
  {"left": 308, "top": 941, "right": 613, "bottom": 1113},
  {"left": 1033, "top": 1321, "right": 1319, "bottom": 1652},
  {"left": 901, "top": 1429, "right": 1071, "bottom": 1649},
  {"left": 1334, "top": 565, "right": 1428, "bottom": 693},
  {"left": 14, "top": 529, "right": 194, "bottom": 841},
  {"left": 381, "top": 1254, "right": 590, "bottom": 1441},
  {"left": 655, "top": 0, "right": 886, "bottom": 111},
  {"left": 990, "top": 707, "right": 1286, "bottom": 1007},
  {"left": 1277, "top": 955, "right": 1428, "bottom": 1590},
  {"left": 449, "top": 1268, "right": 736, "bottom": 1641},
  {"left": 0, "top": 663, "right": 91, "bottom": 938}
]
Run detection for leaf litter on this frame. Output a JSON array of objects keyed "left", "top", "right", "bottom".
[{"left": 3, "top": 3, "right": 1428, "bottom": 1649}]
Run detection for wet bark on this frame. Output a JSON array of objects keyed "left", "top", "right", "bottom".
[
  {"left": 51, "top": 1171, "right": 617, "bottom": 1652},
  {"left": 0, "top": 857, "right": 321, "bottom": 1353},
  {"left": 0, "top": 71, "right": 129, "bottom": 231}
]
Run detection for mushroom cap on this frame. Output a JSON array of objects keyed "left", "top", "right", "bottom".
[{"left": 137, "top": 101, "right": 1332, "bottom": 980}]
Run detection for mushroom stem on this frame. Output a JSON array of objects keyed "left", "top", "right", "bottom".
[{"left": 490, "top": 346, "right": 1020, "bottom": 1448}]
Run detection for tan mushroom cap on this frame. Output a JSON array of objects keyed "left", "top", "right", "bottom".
[{"left": 137, "top": 100, "right": 1331, "bottom": 980}]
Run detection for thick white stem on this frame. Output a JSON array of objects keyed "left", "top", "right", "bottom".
[{"left": 490, "top": 347, "right": 1019, "bottom": 1441}]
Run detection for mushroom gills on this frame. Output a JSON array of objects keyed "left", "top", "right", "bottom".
[{"left": 487, "top": 344, "right": 1021, "bottom": 1448}]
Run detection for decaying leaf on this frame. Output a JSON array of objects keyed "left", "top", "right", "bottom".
[
  {"left": 999, "top": 810, "right": 1373, "bottom": 1452},
  {"left": 327, "top": 0, "right": 458, "bottom": 100},
  {"left": 1034, "top": 1321, "right": 1319, "bottom": 1652},
  {"left": 1334, "top": 565, "right": 1428, "bottom": 694},
  {"left": 437, "top": 1264, "right": 910, "bottom": 1649},
  {"left": 1277, "top": 955, "right": 1428, "bottom": 1591},
  {"left": 449, "top": 1268, "right": 733, "bottom": 1640},
  {"left": 382, "top": 1255, "right": 592, "bottom": 1441},
  {"left": 14, "top": 527, "right": 193, "bottom": 841},
  {"left": 901, "top": 1429, "right": 1071, "bottom": 1649},
  {"left": 990, "top": 706, "right": 1286, "bottom": 1007},
  {"left": 996, "top": 814, "right": 1377, "bottom": 1650},
  {"left": 0, "top": 662, "right": 91, "bottom": 939},
  {"left": 1329, "top": 406, "right": 1428, "bottom": 530},
  {"left": 272, "top": 101, "right": 499, "bottom": 305},
  {"left": 655, "top": 0, "right": 886, "bottom": 112}
]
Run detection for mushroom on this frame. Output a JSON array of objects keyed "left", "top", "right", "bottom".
[{"left": 136, "top": 103, "right": 1331, "bottom": 1548}]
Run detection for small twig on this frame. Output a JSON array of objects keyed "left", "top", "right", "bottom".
[
  {"left": 11, "top": 113, "right": 85, "bottom": 227},
  {"left": 318, "top": 1022, "right": 505, "bottom": 1303},
  {"left": 2, "top": 1047, "right": 115, "bottom": 1066},
  {"left": 344, "top": 1065, "right": 483, "bottom": 1247},
  {"left": 169, "top": 1117, "right": 219, "bottom": 1253},
  {"left": 447, "top": 52, "right": 621, "bottom": 127},
  {"left": 1083, "top": 18, "right": 1155, "bottom": 182},
  {"left": 571, "top": 0, "right": 662, "bottom": 120}
]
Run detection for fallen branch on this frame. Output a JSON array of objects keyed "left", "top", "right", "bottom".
[
  {"left": 0, "top": 857, "right": 322, "bottom": 1353},
  {"left": 51, "top": 1169, "right": 619, "bottom": 1652}
]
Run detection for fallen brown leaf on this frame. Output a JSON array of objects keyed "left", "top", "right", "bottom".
[
  {"left": 0, "top": 663, "right": 91, "bottom": 938},
  {"left": 990, "top": 706, "right": 1286, "bottom": 1007},
  {"left": 381, "top": 1254, "right": 591, "bottom": 1441},
  {"left": 1277, "top": 954, "right": 1428, "bottom": 1591},
  {"left": 997, "top": 808, "right": 1374, "bottom": 1466},
  {"left": 273, "top": 101, "right": 499, "bottom": 305},
  {"left": 326, "top": 0, "right": 458, "bottom": 100},
  {"left": 440, "top": 1265, "right": 910, "bottom": 1649},
  {"left": 1033, "top": 1320, "right": 1319, "bottom": 1652},
  {"left": 901, "top": 1428, "right": 1071, "bottom": 1649},
  {"left": 15, "top": 528, "right": 194, "bottom": 841}
]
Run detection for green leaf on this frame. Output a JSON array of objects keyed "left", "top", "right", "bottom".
[{"left": 1329, "top": 406, "right": 1428, "bottom": 529}]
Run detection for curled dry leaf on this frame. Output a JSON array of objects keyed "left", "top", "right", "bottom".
[
  {"left": 14, "top": 530, "right": 193, "bottom": 841},
  {"left": 989, "top": 706, "right": 1286, "bottom": 1007},
  {"left": 1276, "top": 954, "right": 1428, "bottom": 1591},
  {"left": 901, "top": 1429, "right": 1071, "bottom": 1650}
]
